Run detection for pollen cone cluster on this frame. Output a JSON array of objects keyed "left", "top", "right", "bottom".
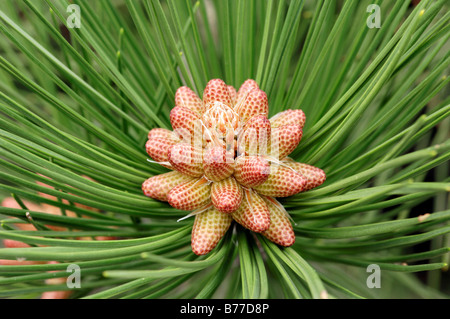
[{"left": 143, "top": 79, "right": 326, "bottom": 255}]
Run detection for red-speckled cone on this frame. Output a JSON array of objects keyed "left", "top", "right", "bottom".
[
  {"left": 270, "top": 109, "right": 306, "bottom": 129},
  {"left": 191, "top": 206, "right": 233, "bottom": 255},
  {"left": 203, "top": 79, "right": 233, "bottom": 109},
  {"left": 261, "top": 196, "right": 295, "bottom": 247},
  {"left": 211, "top": 177, "right": 243, "bottom": 214},
  {"left": 238, "top": 114, "right": 271, "bottom": 156},
  {"left": 142, "top": 171, "right": 194, "bottom": 201},
  {"left": 228, "top": 85, "right": 237, "bottom": 105},
  {"left": 145, "top": 137, "right": 176, "bottom": 168},
  {"left": 170, "top": 106, "right": 202, "bottom": 144},
  {"left": 175, "top": 86, "right": 204, "bottom": 116},
  {"left": 168, "top": 143, "right": 204, "bottom": 177},
  {"left": 269, "top": 124, "right": 303, "bottom": 160},
  {"left": 233, "top": 155, "right": 270, "bottom": 188},
  {"left": 167, "top": 177, "right": 211, "bottom": 211},
  {"left": 203, "top": 146, "right": 235, "bottom": 182},
  {"left": 235, "top": 79, "right": 259, "bottom": 105},
  {"left": 142, "top": 78, "right": 327, "bottom": 254},
  {"left": 232, "top": 189, "right": 270, "bottom": 233},
  {"left": 236, "top": 89, "right": 269, "bottom": 124},
  {"left": 147, "top": 128, "right": 180, "bottom": 143},
  {"left": 282, "top": 158, "right": 326, "bottom": 191},
  {"left": 253, "top": 165, "right": 307, "bottom": 197}
]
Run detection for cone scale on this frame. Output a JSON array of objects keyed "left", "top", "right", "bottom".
[{"left": 143, "top": 79, "right": 326, "bottom": 255}]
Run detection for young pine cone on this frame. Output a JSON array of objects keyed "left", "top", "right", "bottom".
[{"left": 143, "top": 79, "right": 326, "bottom": 255}]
